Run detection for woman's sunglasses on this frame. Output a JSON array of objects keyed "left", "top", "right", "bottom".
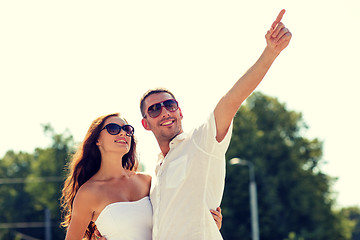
[
  {"left": 144, "top": 99, "right": 179, "bottom": 118},
  {"left": 101, "top": 123, "right": 134, "bottom": 137}
]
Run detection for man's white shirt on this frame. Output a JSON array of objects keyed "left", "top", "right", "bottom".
[{"left": 150, "top": 112, "right": 233, "bottom": 240}]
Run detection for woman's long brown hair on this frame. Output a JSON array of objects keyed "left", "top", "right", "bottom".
[{"left": 60, "top": 113, "right": 138, "bottom": 239}]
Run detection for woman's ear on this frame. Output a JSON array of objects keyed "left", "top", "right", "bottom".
[{"left": 142, "top": 118, "right": 151, "bottom": 131}]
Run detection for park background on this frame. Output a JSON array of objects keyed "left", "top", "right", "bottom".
[{"left": 1, "top": 0, "right": 359, "bottom": 239}]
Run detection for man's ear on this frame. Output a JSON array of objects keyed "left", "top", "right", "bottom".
[
  {"left": 179, "top": 107, "right": 183, "bottom": 119},
  {"left": 142, "top": 118, "right": 151, "bottom": 131}
]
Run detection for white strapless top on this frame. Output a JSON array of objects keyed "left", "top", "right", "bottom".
[{"left": 95, "top": 196, "right": 152, "bottom": 240}]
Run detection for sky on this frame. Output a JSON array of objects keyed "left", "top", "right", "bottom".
[{"left": 1, "top": 0, "right": 359, "bottom": 208}]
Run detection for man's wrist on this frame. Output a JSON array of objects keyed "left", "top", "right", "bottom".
[{"left": 260, "top": 46, "right": 280, "bottom": 65}]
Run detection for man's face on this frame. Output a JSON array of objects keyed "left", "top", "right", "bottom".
[{"left": 142, "top": 92, "right": 183, "bottom": 142}]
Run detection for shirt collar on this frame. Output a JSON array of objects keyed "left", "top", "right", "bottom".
[
  {"left": 170, "top": 132, "right": 187, "bottom": 145},
  {"left": 156, "top": 132, "right": 187, "bottom": 164}
]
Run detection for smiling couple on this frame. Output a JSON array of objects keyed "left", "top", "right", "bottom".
[{"left": 61, "top": 9, "right": 292, "bottom": 240}]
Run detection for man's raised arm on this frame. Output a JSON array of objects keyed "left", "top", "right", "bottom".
[{"left": 214, "top": 9, "right": 292, "bottom": 142}]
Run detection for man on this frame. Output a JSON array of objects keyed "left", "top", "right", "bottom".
[{"left": 140, "top": 9, "right": 291, "bottom": 240}]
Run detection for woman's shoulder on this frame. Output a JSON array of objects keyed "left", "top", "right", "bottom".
[
  {"left": 131, "top": 172, "right": 152, "bottom": 188},
  {"left": 76, "top": 178, "right": 110, "bottom": 203},
  {"left": 71, "top": 181, "right": 102, "bottom": 214},
  {"left": 75, "top": 180, "right": 100, "bottom": 201},
  {"left": 135, "top": 172, "right": 152, "bottom": 181}
]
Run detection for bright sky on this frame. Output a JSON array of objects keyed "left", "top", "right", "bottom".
[{"left": 1, "top": 0, "right": 359, "bottom": 208}]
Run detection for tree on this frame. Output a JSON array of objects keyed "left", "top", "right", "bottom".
[
  {"left": 0, "top": 124, "right": 73, "bottom": 240},
  {"left": 222, "top": 92, "right": 349, "bottom": 240},
  {"left": 339, "top": 206, "right": 360, "bottom": 240},
  {"left": 0, "top": 151, "right": 35, "bottom": 239},
  {"left": 25, "top": 124, "right": 73, "bottom": 214}
]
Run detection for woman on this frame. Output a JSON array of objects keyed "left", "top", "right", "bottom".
[{"left": 61, "top": 113, "right": 222, "bottom": 240}]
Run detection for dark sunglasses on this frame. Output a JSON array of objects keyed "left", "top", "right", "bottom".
[
  {"left": 144, "top": 99, "right": 179, "bottom": 118},
  {"left": 101, "top": 123, "right": 134, "bottom": 137}
]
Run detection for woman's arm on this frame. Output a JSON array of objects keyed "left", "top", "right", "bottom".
[{"left": 65, "top": 187, "right": 95, "bottom": 240}]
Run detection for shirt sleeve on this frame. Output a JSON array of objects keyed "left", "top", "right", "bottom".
[{"left": 192, "top": 112, "right": 233, "bottom": 158}]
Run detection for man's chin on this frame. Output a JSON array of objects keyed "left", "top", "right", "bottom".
[{"left": 158, "top": 129, "right": 181, "bottom": 141}]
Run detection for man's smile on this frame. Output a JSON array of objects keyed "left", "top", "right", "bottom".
[{"left": 160, "top": 118, "right": 175, "bottom": 126}]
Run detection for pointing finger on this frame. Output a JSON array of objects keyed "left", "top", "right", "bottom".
[{"left": 271, "top": 9, "right": 286, "bottom": 30}]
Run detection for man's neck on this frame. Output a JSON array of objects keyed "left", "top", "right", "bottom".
[
  {"left": 156, "top": 131, "right": 183, "bottom": 157},
  {"left": 159, "top": 141, "right": 170, "bottom": 157}
]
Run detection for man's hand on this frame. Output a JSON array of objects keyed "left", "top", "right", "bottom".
[
  {"left": 265, "top": 9, "right": 292, "bottom": 54},
  {"left": 94, "top": 229, "right": 106, "bottom": 240},
  {"left": 211, "top": 207, "right": 223, "bottom": 230}
]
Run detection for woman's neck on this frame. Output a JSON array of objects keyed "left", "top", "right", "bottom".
[{"left": 95, "top": 152, "right": 128, "bottom": 180}]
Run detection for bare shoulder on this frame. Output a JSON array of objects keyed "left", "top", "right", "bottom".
[
  {"left": 133, "top": 172, "right": 152, "bottom": 196},
  {"left": 135, "top": 172, "right": 152, "bottom": 184},
  {"left": 73, "top": 180, "right": 101, "bottom": 207}
]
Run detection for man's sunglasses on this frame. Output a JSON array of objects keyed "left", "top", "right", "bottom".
[
  {"left": 101, "top": 123, "right": 134, "bottom": 137},
  {"left": 144, "top": 99, "right": 179, "bottom": 118}
]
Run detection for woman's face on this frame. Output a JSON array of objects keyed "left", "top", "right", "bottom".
[{"left": 96, "top": 116, "right": 133, "bottom": 155}]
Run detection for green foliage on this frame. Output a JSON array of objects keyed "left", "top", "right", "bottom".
[
  {"left": 0, "top": 124, "right": 73, "bottom": 239},
  {"left": 26, "top": 124, "right": 73, "bottom": 212},
  {"left": 222, "top": 92, "right": 350, "bottom": 240},
  {"left": 284, "top": 232, "right": 305, "bottom": 240},
  {"left": 0, "top": 151, "right": 35, "bottom": 239},
  {"left": 339, "top": 206, "right": 360, "bottom": 240}
]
